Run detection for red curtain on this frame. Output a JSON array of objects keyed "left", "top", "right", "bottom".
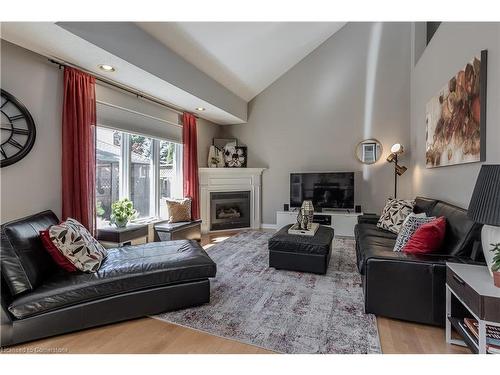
[
  {"left": 182, "top": 112, "right": 200, "bottom": 220},
  {"left": 61, "top": 67, "right": 97, "bottom": 233}
]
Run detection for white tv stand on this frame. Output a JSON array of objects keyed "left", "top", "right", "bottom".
[{"left": 276, "top": 210, "right": 362, "bottom": 237}]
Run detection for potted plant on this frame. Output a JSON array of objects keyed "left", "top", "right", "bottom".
[
  {"left": 491, "top": 243, "right": 500, "bottom": 288},
  {"left": 110, "top": 198, "right": 137, "bottom": 228}
]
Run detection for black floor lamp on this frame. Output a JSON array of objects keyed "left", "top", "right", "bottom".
[{"left": 386, "top": 143, "right": 407, "bottom": 199}]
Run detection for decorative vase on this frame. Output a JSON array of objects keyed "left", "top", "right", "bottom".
[
  {"left": 114, "top": 218, "right": 128, "bottom": 228},
  {"left": 296, "top": 210, "right": 303, "bottom": 229},
  {"left": 494, "top": 272, "right": 500, "bottom": 288},
  {"left": 301, "top": 200, "right": 314, "bottom": 230},
  {"left": 300, "top": 211, "right": 309, "bottom": 230},
  {"left": 208, "top": 146, "right": 217, "bottom": 168}
]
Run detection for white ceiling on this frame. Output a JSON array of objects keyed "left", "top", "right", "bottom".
[{"left": 137, "top": 22, "right": 346, "bottom": 101}]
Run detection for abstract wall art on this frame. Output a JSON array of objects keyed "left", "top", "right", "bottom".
[{"left": 425, "top": 50, "right": 487, "bottom": 168}]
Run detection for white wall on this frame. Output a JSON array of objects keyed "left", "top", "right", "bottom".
[
  {"left": 197, "top": 117, "right": 220, "bottom": 168},
  {"left": 410, "top": 23, "right": 500, "bottom": 208},
  {"left": 221, "top": 22, "right": 412, "bottom": 224},
  {"left": 1, "top": 40, "right": 221, "bottom": 223},
  {"left": 1, "top": 40, "right": 63, "bottom": 222}
]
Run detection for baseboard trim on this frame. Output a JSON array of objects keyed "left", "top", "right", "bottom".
[{"left": 261, "top": 223, "right": 278, "bottom": 230}]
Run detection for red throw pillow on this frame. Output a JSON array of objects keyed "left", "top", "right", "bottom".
[
  {"left": 402, "top": 216, "right": 446, "bottom": 255},
  {"left": 39, "top": 230, "right": 78, "bottom": 272}
]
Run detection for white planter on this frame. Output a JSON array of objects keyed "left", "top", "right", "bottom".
[{"left": 481, "top": 224, "right": 500, "bottom": 277}]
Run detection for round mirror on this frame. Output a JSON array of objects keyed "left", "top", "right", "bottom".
[{"left": 355, "top": 139, "right": 383, "bottom": 164}]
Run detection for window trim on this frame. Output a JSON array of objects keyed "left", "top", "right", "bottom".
[
  {"left": 120, "top": 133, "right": 130, "bottom": 199},
  {"left": 152, "top": 138, "right": 160, "bottom": 219}
]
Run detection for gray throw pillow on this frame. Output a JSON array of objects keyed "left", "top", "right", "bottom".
[{"left": 393, "top": 213, "right": 436, "bottom": 252}]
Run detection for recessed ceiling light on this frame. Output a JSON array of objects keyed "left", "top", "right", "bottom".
[
  {"left": 98, "top": 64, "right": 116, "bottom": 72},
  {"left": 196, "top": 107, "right": 206, "bottom": 111}
]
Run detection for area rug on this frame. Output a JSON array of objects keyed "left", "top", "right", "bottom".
[{"left": 153, "top": 231, "right": 381, "bottom": 354}]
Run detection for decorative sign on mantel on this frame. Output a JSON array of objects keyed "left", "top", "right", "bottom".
[{"left": 208, "top": 137, "right": 247, "bottom": 168}]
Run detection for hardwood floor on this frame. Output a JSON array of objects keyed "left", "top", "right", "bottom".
[
  {"left": 3, "top": 318, "right": 270, "bottom": 354},
  {"left": 3, "top": 231, "right": 470, "bottom": 354},
  {"left": 377, "top": 317, "right": 470, "bottom": 354}
]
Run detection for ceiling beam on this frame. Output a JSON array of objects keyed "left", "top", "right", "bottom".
[{"left": 57, "top": 22, "right": 247, "bottom": 122}]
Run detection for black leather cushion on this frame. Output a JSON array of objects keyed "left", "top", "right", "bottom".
[
  {"left": 355, "top": 223, "right": 397, "bottom": 241},
  {"left": 354, "top": 222, "right": 455, "bottom": 274},
  {"left": 429, "top": 202, "right": 481, "bottom": 256},
  {"left": 155, "top": 219, "right": 202, "bottom": 233},
  {"left": 357, "top": 214, "right": 380, "bottom": 225},
  {"left": 361, "top": 245, "right": 451, "bottom": 269},
  {"left": 413, "top": 197, "right": 438, "bottom": 215},
  {"left": 1, "top": 211, "right": 59, "bottom": 296},
  {"left": 8, "top": 240, "right": 216, "bottom": 319},
  {"left": 268, "top": 225, "right": 334, "bottom": 255},
  {"left": 355, "top": 224, "right": 396, "bottom": 273}
]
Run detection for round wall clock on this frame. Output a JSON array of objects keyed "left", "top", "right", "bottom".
[{"left": 1, "top": 89, "right": 36, "bottom": 168}]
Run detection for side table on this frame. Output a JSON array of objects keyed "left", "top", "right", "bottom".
[{"left": 446, "top": 262, "right": 500, "bottom": 354}]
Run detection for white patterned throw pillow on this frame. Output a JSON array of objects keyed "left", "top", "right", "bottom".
[
  {"left": 48, "top": 218, "right": 107, "bottom": 273},
  {"left": 377, "top": 198, "right": 415, "bottom": 234},
  {"left": 393, "top": 213, "right": 436, "bottom": 252}
]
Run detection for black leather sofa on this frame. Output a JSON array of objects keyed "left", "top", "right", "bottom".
[
  {"left": 355, "top": 197, "right": 482, "bottom": 326},
  {"left": 1, "top": 210, "right": 217, "bottom": 347}
]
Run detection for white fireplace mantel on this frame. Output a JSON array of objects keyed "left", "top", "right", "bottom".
[{"left": 199, "top": 168, "right": 266, "bottom": 233}]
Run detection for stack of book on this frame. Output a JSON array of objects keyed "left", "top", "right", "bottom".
[{"left": 460, "top": 318, "right": 500, "bottom": 354}]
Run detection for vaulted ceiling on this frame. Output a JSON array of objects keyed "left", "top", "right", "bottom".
[{"left": 136, "top": 22, "right": 346, "bottom": 101}]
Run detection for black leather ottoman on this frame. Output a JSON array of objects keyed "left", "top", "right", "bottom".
[{"left": 268, "top": 224, "right": 334, "bottom": 274}]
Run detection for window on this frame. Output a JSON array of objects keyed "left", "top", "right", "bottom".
[
  {"left": 129, "top": 134, "right": 153, "bottom": 218},
  {"left": 96, "top": 127, "right": 182, "bottom": 226},
  {"left": 159, "top": 140, "right": 183, "bottom": 219},
  {"left": 96, "top": 127, "right": 121, "bottom": 222}
]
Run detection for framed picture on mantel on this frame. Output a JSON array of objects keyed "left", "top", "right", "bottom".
[
  {"left": 425, "top": 50, "right": 487, "bottom": 168},
  {"left": 213, "top": 138, "right": 237, "bottom": 151}
]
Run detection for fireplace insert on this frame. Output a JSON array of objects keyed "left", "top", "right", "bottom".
[{"left": 210, "top": 191, "right": 251, "bottom": 231}]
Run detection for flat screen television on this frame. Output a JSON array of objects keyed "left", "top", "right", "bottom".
[{"left": 290, "top": 172, "right": 354, "bottom": 210}]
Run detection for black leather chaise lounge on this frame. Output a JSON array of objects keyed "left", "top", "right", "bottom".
[{"left": 1, "top": 210, "right": 216, "bottom": 347}]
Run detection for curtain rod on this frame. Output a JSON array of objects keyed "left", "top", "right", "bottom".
[{"left": 48, "top": 58, "right": 198, "bottom": 118}]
